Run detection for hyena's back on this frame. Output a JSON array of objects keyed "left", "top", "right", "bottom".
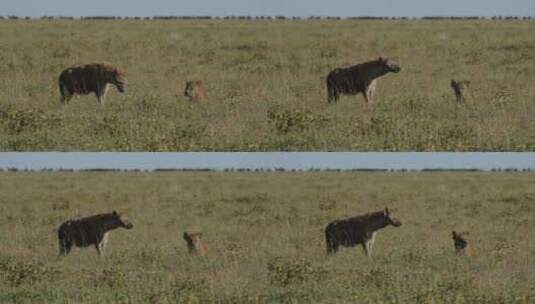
[
  {"left": 58, "top": 62, "right": 126, "bottom": 103},
  {"left": 59, "top": 65, "right": 103, "bottom": 96},
  {"left": 57, "top": 211, "right": 133, "bottom": 256},
  {"left": 58, "top": 219, "right": 100, "bottom": 248},
  {"left": 325, "top": 218, "right": 368, "bottom": 249}
]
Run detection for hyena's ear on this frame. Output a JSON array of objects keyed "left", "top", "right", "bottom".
[
  {"left": 112, "top": 210, "right": 118, "bottom": 216},
  {"left": 384, "top": 207, "right": 390, "bottom": 215}
]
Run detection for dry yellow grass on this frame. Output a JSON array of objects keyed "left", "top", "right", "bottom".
[
  {"left": 1, "top": 19, "right": 535, "bottom": 150},
  {"left": 1, "top": 171, "right": 535, "bottom": 302}
]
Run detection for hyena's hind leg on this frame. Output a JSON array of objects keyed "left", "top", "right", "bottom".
[
  {"left": 326, "top": 239, "right": 339, "bottom": 255},
  {"left": 59, "top": 84, "right": 73, "bottom": 103},
  {"left": 58, "top": 236, "right": 72, "bottom": 256},
  {"left": 325, "top": 233, "right": 339, "bottom": 255},
  {"left": 327, "top": 83, "right": 339, "bottom": 103}
]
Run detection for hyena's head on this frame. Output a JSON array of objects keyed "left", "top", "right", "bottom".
[
  {"left": 112, "top": 210, "right": 133, "bottom": 229},
  {"left": 378, "top": 57, "right": 401, "bottom": 73},
  {"left": 184, "top": 232, "right": 202, "bottom": 242},
  {"left": 111, "top": 69, "right": 127, "bottom": 93},
  {"left": 451, "top": 79, "right": 470, "bottom": 90},
  {"left": 383, "top": 207, "right": 402, "bottom": 227},
  {"left": 184, "top": 81, "right": 203, "bottom": 101},
  {"left": 452, "top": 231, "right": 469, "bottom": 241},
  {"left": 183, "top": 232, "right": 203, "bottom": 251}
]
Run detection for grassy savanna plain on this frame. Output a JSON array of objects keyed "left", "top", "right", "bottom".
[
  {"left": 1, "top": 172, "right": 535, "bottom": 303},
  {"left": 1, "top": 20, "right": 535, "bottom": 151}
]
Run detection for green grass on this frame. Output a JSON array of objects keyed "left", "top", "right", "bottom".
[
  {"left": 1, "top": 171, "right": 535, "bottom": 303},
  {"left": 1, "top": 19, "right": 535, "bottom": 151}
]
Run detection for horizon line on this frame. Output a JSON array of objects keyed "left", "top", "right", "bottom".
[{"left": 2, "top": 15, "right": 534, "bottom": 19}]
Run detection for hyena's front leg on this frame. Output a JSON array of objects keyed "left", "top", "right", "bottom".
[
  {"left": 361, "top": 232, "right": 376, "bottom": 257},
  {"left": 367, "top": 232, "right": 377, "bottom": 255},
  {"left": 95, "top": 84, "right": 109, "bottom": 104},
  {"left": 365, "top": 80, "right": 377, "bottom": 105},
  {"left": 59, "top": 85, "right": 73, "bottom": 104},
  {"left": 95, "top": 232, "right": 109, "bottom": 256},
  {"left": 361, "top": 241, "right": 370, "bottom": 256}
]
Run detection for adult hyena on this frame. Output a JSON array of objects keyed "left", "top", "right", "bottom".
[
  {"left": 326, "top": 57, "right": 401, "bottom": 105},
  {"left": 57, "top": 211, "right": 133, "bottom": 256},
  {"left": 58, "top": 62, "right": 126, "bottom": 104},
  {"left": 325, "top": 207, "right": 402, "bottom": 256}
]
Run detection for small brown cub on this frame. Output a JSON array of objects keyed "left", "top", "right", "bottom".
[
  {"left": 184, "top": 80, "right": 208, "bottom": 102},
  {"left": 183, "top": 231, "right": 206, "bottom": 256},
  {"left": 450, "top": 79, "right": 471, "bottom": 103},
  {"left": 452, "top": 230, "right": 469, "bottom": 255}
]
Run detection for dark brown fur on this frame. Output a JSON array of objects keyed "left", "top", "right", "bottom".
[
  {"left": 58, "top": 62, "right": 126, "bottom": 104},
  {"left": 450, "top": 80, "right": 471, "bottom": 103},
  {"left": 184, "top": 80, "right": 208, "bottom": 102},
  {"left": 57, "top": 211, "right": 133, "bottom": 256},
  {"left": 183, "top": 231, "right": 206, "bottom": 256},
  {"left": 325, "top": 207, "right": 402, "bottom": 256},
  {"left": 326, "top": 57, "right": 401, "bottom": 104},
  {"left": 452, "top": 231, "right": 469, "bottom": 255}
]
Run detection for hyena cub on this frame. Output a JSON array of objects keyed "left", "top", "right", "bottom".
[
  {"left": 183, "top": 80, "right": 208, "bottom": 102},
  {"left": 183, "top": 231, "right": 206, "bottom": 256},
  {"left": 57, "top": 211, "right": 133, "bottom": 256},
  {"left": 450, "top": 79, "right": 471, "bottom": 103},
  {"left": 452, "top": 231, "right": 469, "bottom": 255},
  {"left": 325, "top": 207, "right": 402, "bottom": 256}
]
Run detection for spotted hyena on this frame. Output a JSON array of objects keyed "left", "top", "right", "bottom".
[
  {"left": 183, "top": 231, "right": 206, "bottom": 256},
  {"left": 184, "top": 80, "right": 208, "bottom": 102},
  {"left": 452, "top": 231, "right": 469, "bottom": 255},
  {"left": 57, "top": 211, "right": 133, "bottom": 256},
  {"left": 325, "top": 207, "right": 402, "bottom": 256},
  {"left": 58, "top": 62, "right": 126, "bottom": 104},
  {"left": 450, "top": 79, "right": 471, "bottom": 103},
  {"left": 326, "top": 57, "right": 401, "bottom": 105}
]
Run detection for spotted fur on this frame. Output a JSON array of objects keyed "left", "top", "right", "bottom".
[
  {"left": 326, "top": 57, "right": 401, "bottom": 105},
  {"left": 183, "top": 231, "right": 206, "bottom": 256},
  {"left": 325, "top": 207, "right": 402, "bottom": 256},
  {"left": 57, "top": 211, "right": 133, "bottom": 256},
  {"left": 452, "top": 231, "right": 469, "bottom": 255},
  {"left": 450, "top": 80, "right": 471, "bottom": 103},
  {"left": 184, "top": 80, "right": 208, "bottom": 102},
  {"left": 58, "top": 62, "right": 126, "bottom": 104}
]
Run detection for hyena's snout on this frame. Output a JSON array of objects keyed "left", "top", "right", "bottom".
[
  {"left": 116, "top": 82, "right": 126, "bottom": 93},
  {"left": 390, "top": 64, "right": 401, "bottom": 73},
  {"left": 123, "top": 221, "right": 133, "bottom": 229},
  {"left": 120, "top": 219, "right": 133, "bottom": 229},
  {"left": 391, "top": 218, "right": 402, "bottom": 227}
]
